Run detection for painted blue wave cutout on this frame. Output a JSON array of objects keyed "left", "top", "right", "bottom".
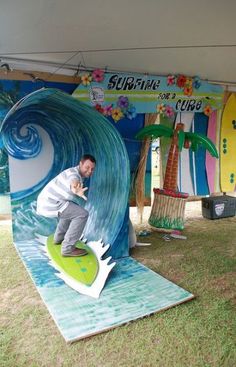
[{"left": 1, "top": 88, "right": 130, "bottom": 257}]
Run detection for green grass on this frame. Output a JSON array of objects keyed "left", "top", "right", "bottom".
[{"left": 0, "top": 216, "right": 235, "bottom": 367}]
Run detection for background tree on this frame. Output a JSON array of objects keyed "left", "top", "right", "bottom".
[{"left": 136, "top": 122, "right": 218, "bottom": 193}]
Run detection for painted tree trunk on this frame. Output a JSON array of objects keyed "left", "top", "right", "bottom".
[{"left": 163, "top": 123, "right": 184, "bottom": 191}]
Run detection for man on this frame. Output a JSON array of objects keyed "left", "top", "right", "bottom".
[{"left": 37, "top": 154, "right": 96, "bottom": 257}]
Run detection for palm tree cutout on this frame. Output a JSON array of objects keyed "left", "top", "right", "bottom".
[{"left": 136, "top": 122, "right": 219, "bottom": 229}]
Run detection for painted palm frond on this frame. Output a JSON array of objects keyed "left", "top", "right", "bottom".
[
  {"left": 135, "top": 124, "right": 173, "bottom": 140},
  {"left": 177, "top": 130, "right": 185, "bottom": 152},
  {"left": 185, "top": 132, "right": 219, "bottom": 158},
  {"left": 136, "top": 120, "right": 219, "bottom": 193}
]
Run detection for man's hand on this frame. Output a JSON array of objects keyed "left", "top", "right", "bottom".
[{"left": 71, "top": 180, "right": 88, "bottom": 201}]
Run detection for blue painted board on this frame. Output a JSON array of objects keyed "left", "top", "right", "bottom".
[{"left": 190, "top": 113, "right": 209, "bottom": 195}]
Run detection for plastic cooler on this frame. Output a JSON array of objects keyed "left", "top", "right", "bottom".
[{"left": 202, "top": 195, "right": 236, "bottom": 219}]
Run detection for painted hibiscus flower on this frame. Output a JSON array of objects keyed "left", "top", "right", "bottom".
[
  {"left": 95, "top": 104, "right": 104, "bottom": 114},
  {"left": 81, "top": 73, "right": 92, "bottom": 86},
  {"left": 193, "top": 76, "right": 201, "bottom": 89},
  {"left": 177, "top": 75, "right": 187, "bottom": 88},
  {"left": 185, "top": 77, "right": 193, "bottom": 87},
  {"left": 204, "top": 105, "right": 212, "bottom": 116},
  {"left": 103, "top": 104, "right": 113, "bottom": 116},
  {"left": 117, "top": 96, "right": 129, "bottom": 109},
  {"left": 125, "top": 105, "right": 137, "bottom": 120},
  {"left": 92, "top": 69, "right": 104, "bottom": 82},
  {"left": 167, "top": 75, "right": 175, "bottom": 86},
  {"left": 156, "top": 103, "right": 166, "bottom": 115},
  {"left": 112, "top": 108, "right": 124, "bottom": 122},
  {"left": 184, "top": 86, "right": 193, "bottom": 96},
  {"left": 165, "top": 105, "right": 174, "bottom": 118}
]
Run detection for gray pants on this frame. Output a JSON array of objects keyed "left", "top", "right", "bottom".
[{"left": 54, "top": 202, "right": 89, "bottom": 255}]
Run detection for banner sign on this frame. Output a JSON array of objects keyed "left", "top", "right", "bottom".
[{"left": 73, "top": 71, "right": 223, "bottom": 120}]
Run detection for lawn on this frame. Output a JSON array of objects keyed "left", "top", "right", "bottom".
[{"left": 0, "top": 211, "right": 235, "bottom": 367}]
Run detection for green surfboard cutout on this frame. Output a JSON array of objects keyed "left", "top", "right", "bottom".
[{"left": 46, "top": 235, "right": 99, "bottom": 286}]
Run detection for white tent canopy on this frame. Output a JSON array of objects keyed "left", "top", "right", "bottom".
[{"left": 1, "top": 0, "right": 236, "bottom": 84}]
